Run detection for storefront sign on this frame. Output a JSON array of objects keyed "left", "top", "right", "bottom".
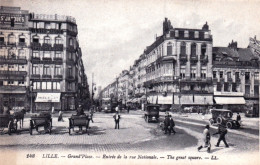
[{"left": 0, "top": 13, "right": 25, "bottom": 24}]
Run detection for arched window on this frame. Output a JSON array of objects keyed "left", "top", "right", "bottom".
[
  {"left": 32, "top": 36, "right": 39, "bottom": 43},
  {"left": 44, "top": 36, "right": 51, "bottom": 44},
  {"left": 180, "top": 42, "right": 186, "bottom": 55},
  {"left": 69, "top": 38, "right": 73, "bottom": 46},
  {"left": 201, "top": 44, "right": 207, "bottom": 56},
  {"left": 19, "top": 35, "right": 25, "bottom": 43},
  {"left": 167, "top": 42, "right": 172, "bottom": 55},
  {"left": 8, "top": 34, "right": 16, "bottom": 44},
  {"left": 55, "top": 37, "right": 62, "bottom": 44},
  {"left": 191, "top": 43, "right": 196, "bottom": 56}
]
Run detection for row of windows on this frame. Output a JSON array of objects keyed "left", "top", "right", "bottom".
[
  {"left": 167, "top": 42, "right": 207, "bottom": 56},
  {"left": 0, "top": 81, "right": 25, "bottom": 86},
  {"left": 32, "top": 65, "right": 62, "bottom": 75},
  {"left": 32, "top": 36, "right": 74, "bottom": 46},
  {"left": 32, "top": 22, "right": 77, "bottom": 32},
  {"left": 170, "top": 30, "right": 210, "bottom": 39},
  {"left": 32, "top": 51, "right": 63, "bottom": 58},
  {"left": 213, "top": 71, "right": 259, "bottom": 80},
  {"left": 0, "top": 48, "right": 27, "bottom": 57},
  {"left": 33, "top": 81, "right": 60, "bottom": 90},
  {"left": 0, "top": 35, "right": 26, "bottom": 43}
]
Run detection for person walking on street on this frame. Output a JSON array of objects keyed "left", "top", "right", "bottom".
[
  {"left": 213, "top": 124, "right": 229, "bottom": 148},
  {"left": 113, "top": 111, "right": 120, "bottom": 129},
  {"left": 169, "top": 116, "right": 176, "bottom": 135},
  {"left": 198, "top": 125, "right": 211, "bottom": 153},
  {"left": 58, "top": 110, "right": 64, "bottom": 122},
  {"left": 164, "top": 115, "right": 170, "bottom": 134},
  {"left": 236, "top": 112, "right": 241, "bottom": 126},
  {"left": 127, "top": 105, "right": 130, "bottom": 113},
  {"left": 90, "top": 108, "right": 94, "bottom": 123}
]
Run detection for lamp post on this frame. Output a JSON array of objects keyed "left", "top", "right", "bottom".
[{"left": 178, "top": 78, "right": 182, "bottom": 113}]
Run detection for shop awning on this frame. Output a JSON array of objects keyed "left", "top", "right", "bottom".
[
  {"left": 214, "top": 97, "right": 246, "bottom": 104},
  {"left": 35, "top": 93, "right": 61, "bottom": 103},
  {"left": 158, "top": 95, "right": 173, "bottom": 104}
]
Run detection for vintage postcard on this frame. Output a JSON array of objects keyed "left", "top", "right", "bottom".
[{"left": 0, "top": 0, "right": 259, "bottom": 164}]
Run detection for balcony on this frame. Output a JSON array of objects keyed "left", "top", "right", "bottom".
[
  {"left": 53, "top": 57, "right": 63, "bottom": 64},
  {"left": 0, "top": 70, "right": 27, "bottom": 76},
  {"left": 18, "top": 42, "right": 26, "bottom": 47},
  {"left": 200, "top": 55, "right": 208, "bottom": 65},
  {"left": 53, "top": 44, "right": 64, "bottom": 51},
  {"left": 53, "top": 75, "right": 63, "bottom": 79},
  {"left": 190, "top": 56, "right": 198, "bottom": 63},
  {"left": 30, "top": 28, "right": 63, "bottom": 34},
  {"left": 235, "top": 78, "right": 241, "bottom": 83},
  {"left": 67, "top": 30, "right": 78, "bottom": 37},
  {"left": 0, "top": 56, "right": 27, "bottom": 64},
  {"left": 0, "top": 41, "right": 6, "bottom": 46},
  {"left": 7, "top": 42, "right": 16, "bottom": 46},
  {"left": 213, "top": 78, "right": 218, "bottom": 84},
  {"left": 42, "top": 74, "right": 52, "bottom": 79},
  {"left": 66, "top": 75, "right": 75, "bottom": 81},
  {"left": 42, "top": 43, "right": 52, "bottom": 51},
  {"left": 245, "top": 79, "right": 251, "bottom": 84},
  {"left": 227, "top": 78, "right": 233, "bottom": 83},
  {"left": 67, "top": 45, "right": 75, "bottom": 52},
  {"left": 180, "top": 90, "right": 212, "bottom": 94},
  {"left": 31, "top": 74, "right": 40, "bottom": 79},
  {"left": 219, "top": 78, "right": 224, "bottom": 82},
  {"left": 31, "top": 42, "right": 41, "bottom": 50},
  {"left": 0, "top": 75, "right": 25, "bottom": 81},
  {"left": 254, "top": 79, "right": 259, "bottom": 85}
]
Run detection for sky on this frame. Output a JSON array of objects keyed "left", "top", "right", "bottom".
[{"left": 1, "top": 0, "right": 260, "bottom": 90}]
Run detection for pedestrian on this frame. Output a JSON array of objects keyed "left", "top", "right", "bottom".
[
  {"left": 51, "top": 106, "right": 55, "bottom": 114},
  {"left": 90, "top": 107, "right": 94, "bottom": 123},
  {"left": 115, "top": 105, "right": 119, "bottom": 112},
  {"left": 113, "top": 111, "right": 120, "bottom": 129},
  {"left": 213, "top": 124, "right": 229, "bottom": 148},
  {"left": 127, "top": 105, "right": 130, "bottom": 113},
  {"left": 77, "top": 105, "right": 84, "bottom": 116},
  {"left": 164, "top": 115, "right": 170, "bottom": 134},
  {"left": 58, "top": 110, "right": 64, "bottom": 122},
  {"left": 169, "top": 116, "right": 176, "bottom": 135},
  {"left": 198, "top": 125, "right": 211, "bottom": 153}
]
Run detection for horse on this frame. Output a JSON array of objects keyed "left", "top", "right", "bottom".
[{"left": 13, "top": 109, "right": 26, "bottom": 129}]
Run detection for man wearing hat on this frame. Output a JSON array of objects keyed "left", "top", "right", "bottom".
[
  {"left": 169, "top": 115, "right": 176, "bottom": 135},
  {"left": 213, "top": 124, "right": 229, "bottom": 148},
  {"left": 198, "top": 124, "right": 211, "bottom": 153}
]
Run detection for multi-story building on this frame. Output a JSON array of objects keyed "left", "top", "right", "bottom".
[
  {"left": 117, "top": 70, "right": 129, "bottom": 106},
  {"left": 144, "top": 18, "right": 213, "bottom": 108},
  {"left": 0, "top": 6, "right": 30, "bottom": 110},
  {"left": 212, "top": 40, "right": 259, "bottom": 115},
  {"left": 0, "top": 6, "right": 89, "bottom": 112}
]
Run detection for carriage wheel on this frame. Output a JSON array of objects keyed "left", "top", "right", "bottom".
[
  {"left": 226, "top": 122, "right": 232, "bottom": 129},
  {"left": 8, "top": 121, "right": 12, "bottom": 135}
]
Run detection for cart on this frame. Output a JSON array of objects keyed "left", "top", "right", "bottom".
[
  {"left": 0, "top": 115, "right": 17, "bottom": 135},
  {"left": 30, "top": 113, "right": 52, "bottom": 135},
  {"left": 68, "top": 115, "right": 89, "bottom": 135}
]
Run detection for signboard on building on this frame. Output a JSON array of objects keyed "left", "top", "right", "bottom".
[{"left": 0, "top": 13, "right": 25, "bottom": 25}]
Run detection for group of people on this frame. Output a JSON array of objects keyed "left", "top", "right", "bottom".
[
  {"left": 198, "top": 124, "right": 229, "bottom": 153},
  {"left": 163, "top": 112, "right": 176, "bottom": 135}
]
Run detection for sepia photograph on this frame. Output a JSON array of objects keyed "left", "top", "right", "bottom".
[{"left": 0, "top": 0, "right": 259, "bottom": 164}]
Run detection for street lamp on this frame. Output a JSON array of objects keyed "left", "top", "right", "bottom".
[{"left": 178, "top": 78, "right": 182, "bottom": 113}]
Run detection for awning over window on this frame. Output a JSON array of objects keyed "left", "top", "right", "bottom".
[
  {"left": 35, "top": 93, "right": 61, "bottom": 103},
  {"left": 214, "top": 97, "right": 246, "bottom": 104},
  {"left": 158, "top": 95, "right": 173, "bottom": 104}
]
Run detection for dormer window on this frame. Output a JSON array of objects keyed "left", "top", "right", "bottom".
[
  {"left": 19, "top": 36, "right": 25, "bottom": 43},
  {"left": 184, "top": 31, "right": 189, "bottom": 38},
  {"left": 204, "top": 32, "right": 209, "bottom": 39},
  {"left": 33, "top": 36, "right": 39, "bottom": 43},
  {"left": 175, "top": 30, "right": 179, "bottom": 37},
  {"left": 195, "top": 31, "right": 199, "bottom": 38}
]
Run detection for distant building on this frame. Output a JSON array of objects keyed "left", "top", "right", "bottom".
[
  {"left": 212, "top": 40, "right": 259, "bottom": 115},
  {"left": 0, "top": 6, "right": 89, "bottom": 112}
]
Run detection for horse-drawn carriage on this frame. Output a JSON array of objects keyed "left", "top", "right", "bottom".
[
  {"left": 68, "top": 114, "right": 90, "bottom": 135},
  {"left": 30, "top": 112, "right": 52, "bottom": 135},
  {"left": 0, "top": 115, "right": 17, "bottom": 135}
]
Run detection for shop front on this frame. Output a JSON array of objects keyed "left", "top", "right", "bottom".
[
  {"left": 35, "top": 92, "right": 61, "bottom": 111},
  {"left": 213, "top": 92, "right": 246, "bottom": 112}
]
